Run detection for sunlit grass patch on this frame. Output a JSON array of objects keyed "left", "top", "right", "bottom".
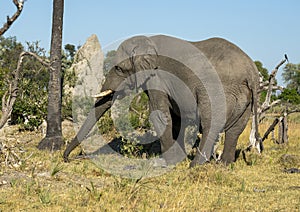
[{"left": 0, "top": 118, "right": 300, "bottom": 211}]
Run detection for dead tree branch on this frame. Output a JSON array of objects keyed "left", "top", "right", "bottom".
[
  {"left": 261, "top": 58, "right": 287, "bottom": 111},
  {"left": 0, "top": 51, "right": 49, "bottom": 129},
  {"left": 287, "top": 109, "right": 300, "bottom": 115},
  {"left": 248, "top": 56, "right": 288, "bottom": 152},
  {"left": 277, "top": 110, "right": 288, "bottom": 144},
  {"left": 260, "top": 106, "right": 300, "bottom": 143},
  {"left": 0, "top": 0, "right": 25, "bottom": 36},
  {"left": 261, "top": 117, "right": 280, "bottom": 142}
]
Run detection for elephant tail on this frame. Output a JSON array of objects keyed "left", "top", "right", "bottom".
[{"left": 251, "top": 73, "right": 262, "bottom": 150}]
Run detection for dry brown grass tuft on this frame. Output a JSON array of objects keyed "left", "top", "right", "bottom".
[{"left": 0, "top": 118, "right": 300, "bottom": 211}]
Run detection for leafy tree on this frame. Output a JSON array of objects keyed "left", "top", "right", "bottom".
[
  {"left": 0, "top": 37, "right": 49, "bottom": 129},
  {"left": 11, "top": 41, "right": 49, "bottom": 129},
  {"left": 282, "top": 63, "right": 300, "bottom": 93},
  {"left": 0, "top": 36, "right": 76, "bottom": 130},
  {"left": 278, "top": 88, "right": 300, "bottom": 105},
  {"left": 255, "top": 61, "right": 269, "bottom": 81},
  {"left": 278, "top": 63, "right": 300, "bottom": 105},
  {"left": 64, "top": 44, "right": 76, "bottom": 61},
  {"left": 0, "top": 36, "right": 25, "bottom": 127},
  {"left": 0, "top": 36, "right": 24, "bottom": 102}
]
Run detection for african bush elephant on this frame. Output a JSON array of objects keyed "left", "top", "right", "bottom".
[{"left": 63, "top": 34, "right": 260, "bottom": 167}]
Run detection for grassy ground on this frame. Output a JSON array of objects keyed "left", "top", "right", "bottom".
[{"left": 0, "top": 119, "right": 299, "bottom": 211}]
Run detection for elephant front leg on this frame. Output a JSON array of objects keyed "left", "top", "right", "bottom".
[
  {"left": 190, "top": 114, "right": 220, "bottom": 167},
  {"left": 190, "top": 129, "right": 216, "bottom": 167},
  {"left": 148, "top": 90, "right": 186, "bottom": 165}
]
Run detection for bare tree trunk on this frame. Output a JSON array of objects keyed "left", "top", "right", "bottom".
[
  {"left": 282, "top": 113, "right": 288, "bottom": 143},
  {"left": 0, "top": 0, "right": 24, "bottom": 36},
  {"left": 278, "top": 118, "right": 283, "bottom": 144},
  {"left": 38, "top": 0, "right": 64, "bottom": 150},
  {"left": 278, "top": 110, "right": 288, "bottom": 144},
  {"left": 271, "top": 130, "right": 275, "bottom": 142}
]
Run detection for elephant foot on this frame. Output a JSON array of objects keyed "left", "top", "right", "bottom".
[
  {"left": 189, "top": 149, "right": 210, "bottom": 168},
  {"left": 220, "top": 150, "right": 239, "bottom": 165},
  {"left": 220, "top": 157, "right": 234, "bottom": 166},
  {"left": 162, "top": 142, "right": 186, "bottom": 166}
]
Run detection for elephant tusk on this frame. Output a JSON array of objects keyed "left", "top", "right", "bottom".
[{"left": 91, "top": 89, "right": 113, "bottom": 98}]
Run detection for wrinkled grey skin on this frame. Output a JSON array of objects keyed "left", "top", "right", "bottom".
[{"left": 64, "top": 35, "right": 259, "bottom": 167}]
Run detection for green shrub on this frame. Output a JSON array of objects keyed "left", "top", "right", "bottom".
[{"left": 278, "top": 88, "right": 300, "bottom": 105}]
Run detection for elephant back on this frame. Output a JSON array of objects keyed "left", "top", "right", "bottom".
[{"left": 192, "top": 37, "right": 259, "bottom": 88}]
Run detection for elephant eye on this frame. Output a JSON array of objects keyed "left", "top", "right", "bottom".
[{"left": 115, "top": 66, "right": 125, "bottom": 76}]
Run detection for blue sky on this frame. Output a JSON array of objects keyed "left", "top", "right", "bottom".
[{"left": 1, "top": 0, "right": 300, "bottom": 85}]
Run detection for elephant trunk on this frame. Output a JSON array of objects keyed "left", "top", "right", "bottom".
[{"left": 63, "top": 93, "right": 113, "bottom": 162}]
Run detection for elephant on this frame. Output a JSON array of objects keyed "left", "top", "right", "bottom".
[{"left": 63, "top": 34, "right": 260, "bottom": 167}]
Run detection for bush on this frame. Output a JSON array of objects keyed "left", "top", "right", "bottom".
[
  {"left": 278, "top": 88, "right": 300, "bottom": 105},
  {"left": 0, "top": 37, "right": 77, "bottom": 130}
]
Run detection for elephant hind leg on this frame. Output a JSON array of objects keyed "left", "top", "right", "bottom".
[{"left": 221, "top": 104, "right": 251, "bottom": 164}]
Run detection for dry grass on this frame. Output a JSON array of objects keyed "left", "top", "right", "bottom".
[{"left": 0, "top": 119, "right": 300, "bottom": 211}]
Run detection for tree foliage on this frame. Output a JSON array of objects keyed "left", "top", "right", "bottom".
[
  {"left": 255, "top": 60, "right": 269, "bottom": 81},
  {"left": 12, "top": 41, "right": 49, "bottom": 129},
  {"left": 0, "top": 36, "right": 23, "bottom": 102},
  {"left": 278, "top": 63, "right": 300, "bottom": 105},
  {"left": 64, "top": 44, "right": 76, "bottom": 61},
  {"left": 278, "top": 88, "right": 300, "bottom": 105},
  {"left": 282, "top": 63, "right": 300, "bottom": 92},
  {"left": 0, "top": 36, "right": 76, "bottom": 130}
]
